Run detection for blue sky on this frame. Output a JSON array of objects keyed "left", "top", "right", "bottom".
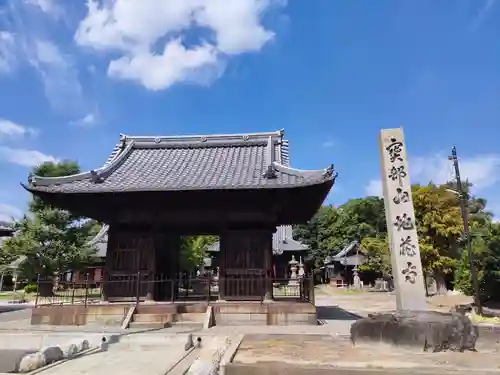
[{"left": 0, "top": 0, "right": 499, "bottom": 222}]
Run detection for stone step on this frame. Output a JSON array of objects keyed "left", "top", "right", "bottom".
[
  {"left": 127, "top": 321, "right": 203, "bottom": 330},
  {"left": 128, "top": 321, "right": 171, "bottom": 329},
  {"left": 132, "top": 313, "right": 174, "bottom": 323}
]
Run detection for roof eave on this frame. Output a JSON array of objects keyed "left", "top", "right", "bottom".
[
  {"left": 87, "top": 224, "right": 109, "bottom": 246},
  {"left": 272, "top": 162, "right": 337, "bottom": 181},
  {"left": 26, "top": 141, "right": 134, "bottom": 188}
]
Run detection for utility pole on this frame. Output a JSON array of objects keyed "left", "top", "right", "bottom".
[{"left": 448, "top": 146, "right": 483, "bottom": 315}]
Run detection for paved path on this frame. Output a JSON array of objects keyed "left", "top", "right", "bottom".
[{"left": 38, "top": 341, "right": 188, "bottom": 375}]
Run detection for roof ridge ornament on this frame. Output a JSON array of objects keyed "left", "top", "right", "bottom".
[
  {"left": 119, "top": 134, "right": 127, "bottom": 149},
  {"left": 323, "top": 164, "right": 336, "bottom": 179},
  {"left": 263, "top": 135, "right": 277, "bottom": 179},
  {"left": 90, "top": 170, "right": 104, "bottom": 184}
]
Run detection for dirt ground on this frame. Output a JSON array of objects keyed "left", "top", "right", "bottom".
[
  {"left": 233, "top": 334, "right": 500, "bottom": 371},
  {"left": 315, "top": 286, "right": 474, "bottom": 316}
]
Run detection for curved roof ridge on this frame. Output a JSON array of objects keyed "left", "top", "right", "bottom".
[
  {"left": 121, "top": 129, "right": 285, "bottom": 143},
  {"left": 272, "top": 161, "right": 336, "bottom": 180},
  {"left": 280, "top": 139, "right": 290, "bottom": 166},
  {"left": 29, "top": 141, "right": 135, "bottom": 187},
  {"left": 103, "top": 143, "right": 123, "bottom": 167},
  {"left": 87, "top": 224, "right": 109, "bottom": 246}
]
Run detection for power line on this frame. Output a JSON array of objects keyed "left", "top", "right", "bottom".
[{"left": 448, "top": 146, "right": 482, "bottom": 315}]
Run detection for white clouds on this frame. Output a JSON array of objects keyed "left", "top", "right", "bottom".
[
  {"left": 0, "top": 203, "right": 23, "bottom": 222},
  {"left": 75, "top": 0, "right": 284, "bottom": 90},
  {"left": 0, "top": 146, "right": 58, "bottom": 167},
  {"left": 0, "top": 119, "right": 57, "bottom": 167},
  {"left": 0, "top": 31, "right": 16, "bottom": 73},
  {"left": 365, "top": 179, "right": 383, "bottom": 197},
  {"left": 6, "top": 0, "right": 90, "bottom": 116},
  {"left": 0, "top": 119, "right": 38, "bottom": 139},
  {"left": 322, "top": 140, "right": 336, "bottom": 148},
  {"left": 25, "top": 38, "right": 85, "bottom": 114},
  {"left": 108, "top": 39, "right": 221, "bottom": 90},
  {"left": 365, "top": 153, "right": 500, "bottom": 197},
  {"left": 71, "top": 112, "right": 98, "bottom": 127},
  {"left": 411, "top": 153, "right": 500, "bottom": 189},
  {"left": 25, "top": 0, "right": 64, "bottom": 19},
  {"left": 32, "top": 40, "right": 66, "bottom": 66}
]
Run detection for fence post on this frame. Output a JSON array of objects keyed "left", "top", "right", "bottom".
[
  {"left": 135, "top": 271, "right": 141, "bottom": 306},
  {"left": 309, "top": 276, "right": 315, "bottom": 305},
  {"left": 207, "top": 273, "right": 211, "bottom": 302},
  {"left": 71, "top": 281, "right": 75, "bottom": 305},
  {"left": 34, "top": 273, "right": 40, "bottom": 308},
  {"left": 84, "top": 273, "right": 89, "bottom": 308},
  {"left": 170, "top": 279, "right": 175, "bottom": 303}
]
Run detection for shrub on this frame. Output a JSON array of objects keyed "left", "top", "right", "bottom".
[{"left": 24, "top": 283, "right": 38, "bottom": 294}]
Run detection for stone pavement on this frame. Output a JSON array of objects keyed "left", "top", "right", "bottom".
[
  {"left": 315, "top": 285, "right": 475, "bottom": 317},
  {"left": 33, "top": 340, "right": 188, "bottom": 375},
  {"left": 0, "top": 287, "right": 495, "bottom": 374}
]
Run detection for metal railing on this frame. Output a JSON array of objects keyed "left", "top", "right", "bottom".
[{"left": 34, "top": 274, "right": 314, "bottom": 307}]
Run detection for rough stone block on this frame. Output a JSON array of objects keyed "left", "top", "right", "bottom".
[
  {"left": 40, "top": 346, "right": 63, "bottom": 364},
  {"left": 17, "top": 352, "right": 46, "bottom": 373},
  {"left": 185, "top": 333, "right": 194, "bottom": 350},
  {"left": 187, "top": 336, "right": 231, "bottom": 375},
  {"left": 350, "top": 310, "right": 479, "bottom": 352},
  {"left": 60, "top": 343, "right": 79, "bottom": 358},
  {"left": 75, "top": 338, "right": 90, "bottom": 352}
]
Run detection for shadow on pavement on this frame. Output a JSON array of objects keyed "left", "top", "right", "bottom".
[{"left": 316, "top": 305, "right": 362, "bottom": 320}]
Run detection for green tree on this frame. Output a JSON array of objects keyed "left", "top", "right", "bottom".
[
  {"left": 454, "top": 221, "right": 500, "bottom": 303},
  {"left": 294, "top": 205, "right": 342, "bottom": 270},
  {"left": 412, "top": 184, "right": 463, "bottom": 293},
  {"left": 179, "top": 235, "right": 218, "bottom": 271},
  {"left": 29, "top": 161, "right": 80, "bottom": 214},
  {"left": 2, "top": 161, "right": 97, "bottom": 295},
  {"left": 481, "top": 222, "right": 500, "bottom": 302},
  {"left": 358, "top": 235, "right": 391, "bottom": 278}
]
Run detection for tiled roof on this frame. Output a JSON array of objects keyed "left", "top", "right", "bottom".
[
  {"left": 24, "top": 130, "right": 336, "bottom": 194},
  {"left": 207, "top": 225, "right": 308, "bottom": 255},
  {"left": 86, "top": 225, "right": 108, "bottom": 257},
  {"left": 88, "top": 224, "right": 308, "bottom": 257}
]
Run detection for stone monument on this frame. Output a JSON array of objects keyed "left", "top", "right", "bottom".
[
  {"left": 352, "top": 267, "right": 362, "bottom": 289},
  {"left": 378, "top": 127, "right": 426, "bottom": 311},
  {"left": 298, "top": 256, "right": 305, "bottom": 278},
  {"left": 349, "top": 128, "right": 479, "bottom": 353},
  {"left": 288, "top": 255, "right": 299, "bottom": 286}
]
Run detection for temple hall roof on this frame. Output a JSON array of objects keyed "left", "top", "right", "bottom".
[
  {"left": 24, "top": 130, "right": 336, "bottom": 194},
  {"left": 206, "top": 225, "right": 308, "bottom": 255}
]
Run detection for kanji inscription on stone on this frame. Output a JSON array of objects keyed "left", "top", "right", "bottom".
[
  {"left": 401, "top": 262, "right": 418, "bottom": 284},
  {"left": 379, "top": 127, "right": 426, "bottom": 311},
  {"left": 394, "top": 213, "right": 414, "bottom": 231},
  {"left": 399, "top": 236, "right": 416, "bottom": 256}
]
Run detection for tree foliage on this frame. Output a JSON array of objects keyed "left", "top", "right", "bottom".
[
  {"left": 294, "top": 179, "right": 500, "bottom": 302},
  {"left": 179, "top": 235, "right": 218, "bottom": 271},
  {"left": 1, "top": 161, "right": 97, "bottom": 279}
]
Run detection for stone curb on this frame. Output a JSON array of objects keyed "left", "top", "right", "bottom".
[
  {"left": 477, "top": 323, "right": 500, "bottom": 333},
  {"left": 16, "top": 338, "right": 92, "bottom": 373},
  {"left": 23, "top": 347, "right": 100, "bottom": 375},
  {"left": 186, "top": 336, "right": 232, "bottom": 375},
  {"left": 220, "top": 334, "right": 244, "bottom": 375}
]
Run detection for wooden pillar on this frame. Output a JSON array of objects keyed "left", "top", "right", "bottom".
[
  {"left": 263, "top": 233, "right": 273, "bottom": 301},
  {"left": 153, "top": 231, "right": 181, "bottom": 301},
  {"left": 101, "top": 225, "right": 116, "bottom": 302}
]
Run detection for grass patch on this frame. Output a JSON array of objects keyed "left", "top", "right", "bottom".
[
  {"left": 469, "top": 311, "right": 500, "bottom": 325},
  {"left": 0, "top": 291, "right": 34, "bottom": 301}
]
